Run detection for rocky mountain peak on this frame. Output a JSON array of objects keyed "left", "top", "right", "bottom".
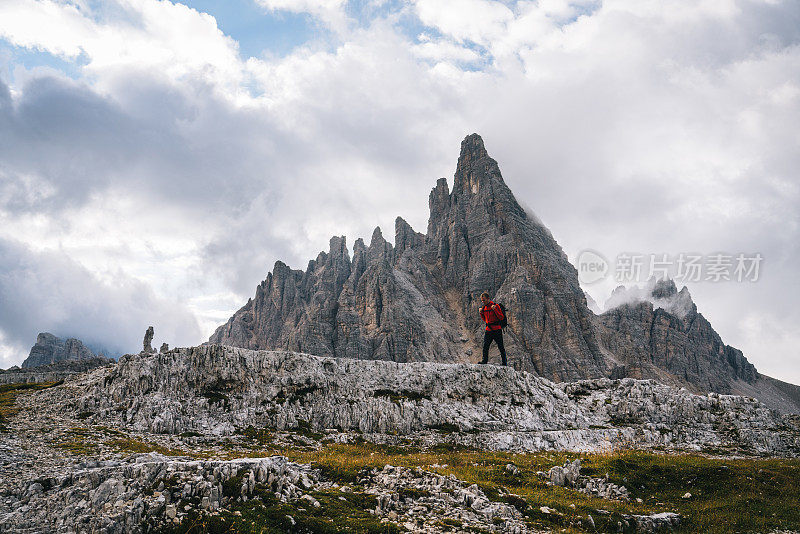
[
  {"left": 605, "top": 278, "right": 696, "bottom": 320},
  {"left": 427, "top": 177, "right": 451, "bottom": 238},
  {"left": 367, "top": 226, "right": 392, "bottom": 265},
  {"left": 209, "top": 133, "right": 781, "bottom": 402},
  {"left": 454, "top": 133, "right": 502, "bottom": 197},
  {"left": 453, "top": 134, "right": 503, "bottom": 200},
  {"left": 328, "top": 235, "right": 349, "bottom": 260},
  {"left": 597, "top": 277, "right": 757, "bottom": 393},
  {"left": 651, "top": 278, "right": 678, "bottom": 299},
  {"left": 210, "top": 133, "right": 608, "bottom": 380},
  {"left": 395, "top": 217, "right": 424, "bottom": 257},
  {"left": 22, "top": 332, "right": 96, "bottom": 368}
]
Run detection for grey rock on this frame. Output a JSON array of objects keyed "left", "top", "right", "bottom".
[
  {"left": 209, "top": 134, "right": 607, "bottom": 380},
  {"left": 143, "top": 327, "right": 155, "bottom": 355},
  {"left": 76, "top": 346, "right": 800, "bottom": 455},
  {"left": 545, "top": 459, "right": 629, "bottom": 501},
  {"left": 21, "top": 333, "right": 96, "bottom": 368},
  {"left": 0, "top": 454, "right": 319, "bottom": 533},
  {"left": 0, "top": 357, "right": 114, "bottom": 385},
  {"left": 626, "top": 511, "right": 681, "bottom": 532},
  {"left": 597, "top": 279, "right": 758, "bottom": 395}
]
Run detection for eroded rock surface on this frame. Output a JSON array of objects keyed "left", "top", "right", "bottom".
[
  {"left": 75, "top": 346, "right": 800, "bottom": 456},
  {"left": 598, "top": 280, "right": 757, "bottom": 393},
  {"left": 0, "top": 357, "right": 114, "bottom": 385},
  {"left": 542, "top": 459, "right": 629, "bottom": 501}
]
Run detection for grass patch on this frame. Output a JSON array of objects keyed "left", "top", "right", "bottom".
[
  {"left": 106, "top": 437, "right": 191, "bottom": 457},
  {"left": 57, "top": 427, "right": 100, "bottom": 456},
  {"left": 0, "top": 381, "right": 63, "bottom": 420},
  {"left": 271, "top": 441, "right": 800, "bottom": 533}
]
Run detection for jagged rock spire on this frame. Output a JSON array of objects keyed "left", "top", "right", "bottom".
[
  {"left": 453, "top": 133, "right": 503, "bottom": 196},
  {"left": 207, "top": 132, "right": 767, "bottom": 401}
]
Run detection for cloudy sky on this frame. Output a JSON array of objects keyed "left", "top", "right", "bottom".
[{"left": 0, "top": 0, "right": 798, "bottom": 382}]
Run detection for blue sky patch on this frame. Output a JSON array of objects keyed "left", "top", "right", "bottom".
[{"left": 175, "top": 0, "right": 322, "bottom": 59}]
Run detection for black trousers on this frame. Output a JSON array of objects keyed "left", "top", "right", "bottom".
[{"left": 482, "top": 329, "right": 507, "bottom": 365}]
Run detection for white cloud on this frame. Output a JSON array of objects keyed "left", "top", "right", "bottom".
[
  {"left": 413, "top": 0, "right": 514, "bottom": 46},
  {"left": 0, "top": 0, "right": 245, "bottom": 97},
  {"left": 255, "top": 0, "right": 349, "bottom": 33}
]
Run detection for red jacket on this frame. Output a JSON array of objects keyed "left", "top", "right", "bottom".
[{"left": 480, "top": 301, "right": 504, "bottom": 331}]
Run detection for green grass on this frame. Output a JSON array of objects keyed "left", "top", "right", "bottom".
[
  {"left": 105, "top": 437, "right": 194, "bottom": 457},
  {"left": 0, "top": 381, "right": 63, "bottom": 422},
  {"left": 46, "top": 422, "right": 797, "bottom": 533},
  {"left": 57, "top": 427, "right": 101, "bottom": 455},
  {"left": 3, "top": 388, "right": 788, "bottom": 534},
  {"left": 268, "top": 442, "right": 800, "bottom": 533}
]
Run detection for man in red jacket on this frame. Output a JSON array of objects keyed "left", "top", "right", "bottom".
[{"left": 479, "top": 292, "right": 507, "bottom": 366}]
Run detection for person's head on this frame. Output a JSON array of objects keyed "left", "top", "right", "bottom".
[{"left": 480, "top": 292, "right": 490, "bottom": 305}]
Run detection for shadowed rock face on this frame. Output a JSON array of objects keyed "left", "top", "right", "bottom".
[
  {"left": 209, "top": 134, "right": 607, "bottom": 381},
  {"left": 21, "top": 333, "right": 96, "bottom": 368},
  {"left": 597, "top": 279, "right": 758, "bottom": 394}
]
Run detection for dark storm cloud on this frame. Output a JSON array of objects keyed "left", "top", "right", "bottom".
[{"left": 0, "top": 75, "right": 312, "bottom": 215}]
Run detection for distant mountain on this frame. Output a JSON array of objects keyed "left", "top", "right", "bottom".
[
  {"left": 596, "top": 279, "right": 757, "bottom": 390},
  {"left": 209, "top": 134, "right": 799, "bottom": 413},
  {"left": 22, "top": 332, "right": 98, "bottom": 368},
  {"left": 597, "top": 279, "right": 799, "bottom": 413}
]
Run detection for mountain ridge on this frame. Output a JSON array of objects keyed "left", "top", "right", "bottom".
[{"left": 209, "top": 134, "right": 798, "bottom": 413}]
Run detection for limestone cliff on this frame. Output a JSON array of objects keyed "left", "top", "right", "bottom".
[
  {"left": 597, "top": 279, "right": 757, "bottom": 392},
  {"left": 78, "top": 346, "right": 800, "bottom": 456}
]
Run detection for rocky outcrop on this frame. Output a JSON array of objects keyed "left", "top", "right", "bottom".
[
  {"left": 0, "top": 452, "right": 321, "bottom": 533},
  {"left": 0, "top": 357, "right": 113, "bottom": 385},
  {"left": 364, "top": 464, "right": 529, "bottom": 532},
  {"left": 21, "top": 333, "right": 97, "bottom": 368},
  {"left": 142, "top": 326, "right": 155, "bottom": 354},
  {"left": 597, "top": 279, "right": 758, "bottom": 394},
  {"left": 210, "top": 134, "right": 607, "bottom": 381},
  {"left": 543, "top": 459, "right": 630, "bottom": 501},
  {"left": 76, "top": 346, "right": 800, "bottom": 456}
]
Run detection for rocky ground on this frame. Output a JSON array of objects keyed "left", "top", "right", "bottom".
[
  {"left": 0, "top": 357, "right": 114, "bottom": 385},
  {"left": 76, "top": 346, "right": 800, "bottom": 456},
  {"left": 0, "top": 348, "right": 799, "bottom": 533}
]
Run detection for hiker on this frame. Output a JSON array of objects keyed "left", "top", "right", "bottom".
[{"left": 479, "top": 292, "right": 507, "bottom": 366}]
